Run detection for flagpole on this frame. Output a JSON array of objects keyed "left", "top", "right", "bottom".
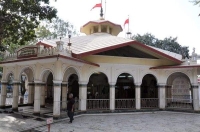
[
  {"left": 104, "top": 0, "right": 106, "bottom": 19},
  {"left": 128, "top": 15, "right": 129, "bottom": 33},
  {"left": 100, "top": 0, "right": 103, "bottom": 18}
]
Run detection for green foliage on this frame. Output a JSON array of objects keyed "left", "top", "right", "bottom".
[
  {"left": 132, "top": 33, "right": 190, "bottom": 59},
  {"left": 0, "top": 0, "right": 57, "bottom": 51},
  {"left": 35, "top": 17, "right": 78, "bottom": 41}
]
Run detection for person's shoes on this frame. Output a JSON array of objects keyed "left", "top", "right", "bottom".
[{"left": 68, "top": 121, "right": 72, "bottom": 124}]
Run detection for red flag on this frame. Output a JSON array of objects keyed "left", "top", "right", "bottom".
[
  {"left": 124, "top": 18, "right": 129, "bottom": 27},
  {"left": 91, "top": 3, "right": 102, "bottom": 11}
]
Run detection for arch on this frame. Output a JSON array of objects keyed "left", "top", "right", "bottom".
[
  {"left": 18, "top": 66, "right": 34, "bottom": 82},
  {"left": 115, "top": 73, "right": 135, "bottom": 99},
  {"left": 67, "top": 74, "right": 79, "bottom": 99},
  {"left": 141, "top": 72, "right": 158, "bottom": 83},
  {"left": 63, "top": 66, "right": 80, "bottom": 82},
  {"left": 166, "top": 72, "right": 192, "bottom": 109},
  {"left": 114, "top": 72, "right": 135, "bottom": 83},
  {"left": 141, "top": 74, "right": 158, "bottom": 98},
  {"left": 39, "top": 69, "right": 55, "bottom": 82},
  {"left": 87, "top": 72, "right": 110, "bottom": 109},
  {"left": 87, "top": 70, "right": 110, "bottom": 83},
  {"left": 166, "top": 72, "right": 191, "bottom": 85}
]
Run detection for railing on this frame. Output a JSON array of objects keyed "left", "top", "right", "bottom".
[
  {"left": 141, "top": 98, "right": 158, "bottom": 108},
  {"left": 87, "top": 99, "right": 109, "bottom": 110},
  {"left": 115, "top": 99, "right": 135, "bottom": 109},
  {"left": 166, "top": 98, "right": 193, "bottom": 109}
]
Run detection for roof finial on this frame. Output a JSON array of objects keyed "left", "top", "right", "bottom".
[{"left": 100, "top": 0, "right": 103, "bottom": 18}]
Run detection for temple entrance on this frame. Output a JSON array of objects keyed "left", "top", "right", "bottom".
[
  {"left": 141, "top": 74, "right": 158, "bottom": 108},
  {"left": 67, "top": 74, "right": 79, "bottom": 99},
  {"left": 166, "top": 72, "right": 192, "bottom": 109},
  {"left": 19, "top": 67, "right": 34, "bottom": 105},
  {"left": 87, "top": 72, "right": 109, "bottom": 110},
  {"left": 67, "top": 74, "right": 79, "bottom": 110},
  {"left": 45, "top": 72, "right": 53, "bottom": 105},
  {"left": 115, "top": 73, "right": 135, "bottom": 109}
]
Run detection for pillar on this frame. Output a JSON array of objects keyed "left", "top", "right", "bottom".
[
  {"left": 79, "top": 83, "right": 87, "bottom": 111},
  {"left": 12, "top": 82, "right": 20, "bottom": 111},
  {"left": 109, "top": 84, "right": 115, "bottom": 111},
  {"left": 61, "top": 82, "right": 68, "bottom": 110},
  {"left": 135, "top": 84, "right": 141, "bottom": 110},
  {"left": 192, "top": 84, "right": 200, "bottom": 111},
  {"left": 28, "top": 82, "right": 34, "bottom": 104},
  {"left": 158, "top": 84, "right": 166, "bottom": 109},
  {"left": 106, "top": 26, "right": 110, "bottom": 33},
  {"left": 98, "top": 25, "right": 101, "bottom": 32},
  {"left": 33, "top": 82, "right": 42, "bottom": 115},
  {"left": 40, "top": 84, "right": 45, "bottom": 107},
  {"left": 0, "top": 81, "right": 7, "bottom": 108},
  {"left": 53, "top": 81, "right": 61, "bottom": 118}
]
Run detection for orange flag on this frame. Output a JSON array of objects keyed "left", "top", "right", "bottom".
[
  {"left": 91, "top": 3, "right": 102, "bottom": 11},
  {"left": 124, "top": 18, "right": 129, "bottom": 27}
]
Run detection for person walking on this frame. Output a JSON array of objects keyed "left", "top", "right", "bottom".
[{"left": 67, "top": 93, "right": 75, "bottom": 123}]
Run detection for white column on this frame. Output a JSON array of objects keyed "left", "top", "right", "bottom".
[
  {"left": 158, "top": 84, "right": 166, "bottom": 109},
  {"left": 61, "top": 82, "right": 68, "bottom": 110},
  {"left": 0, "top": 81, "right": 7, "bottom": 107},
  {"left": 40, "top": 84, "right": 45, "bottom": 107},
  {"left": 33, "top": 82, "right": 41, "bottom": 115},
  {"left": 109, "top": 84, "right": 115, "bottom": 111},
  {"left": 135, "top": 84, "right": 141, "bottom": 110},
  {"left": 53, "top": 81, "right": 61, "bottom": 118},
  {"left": 192, "top": 84, "right": 200, "bottom": 111},
  {"left": 28, "top": 82, "right": 34, "bottom": 104},
  {"left": 79, "top": 83, "right": 87, "bottom": 111},
  {"left": 12, "top": 82, "right": 20, "bottom": 111}
]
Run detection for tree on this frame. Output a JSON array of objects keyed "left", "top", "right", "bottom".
[
  {"left": 35, "top": 17, "right": 78, "bottom": 41},
  {"left": 132, "top": 33, "right": 189, "bottom": 59},
  {"left": 0, "top": 0, "right": 57, "bottom": 51}
]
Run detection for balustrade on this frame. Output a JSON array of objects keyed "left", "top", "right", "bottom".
[
  {"left": 141, "top": 98, "right": 158, "bottom": 108},
  {"left": 115, "top": 99, "right": 135, "bottom": 109},
  {"left": 87, "top": 99, "right": 109, "bottom": 110}
]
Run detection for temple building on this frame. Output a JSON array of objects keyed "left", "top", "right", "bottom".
[{"left": 0, "top": 9, "right": 200, "bottom": 118}]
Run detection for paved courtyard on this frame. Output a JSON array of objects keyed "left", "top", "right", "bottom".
[{"left": 1, "top": 111, "right": 200, "bottom": 132}]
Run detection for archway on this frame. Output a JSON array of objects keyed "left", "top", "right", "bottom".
[
  {"left": 141, "top": 74, "right": 158, "bottom": 108},
  {"left": 45, "top": 72, "right": 54, "bottom": 105},
  {"left": 115, "top": 73, "right": 135, "bottom": 109},
  {"left": 166, "top": 72, "right": 192, "bottom": 109},
  {"left": 19, "top": 67, "right": 34, "bottom": 104},
  {"left": 67, "top": 74, "right": 79, "bottom": 99},
  {"left": 87, "top": 72, "right": 109, "bottom": 110},
  {"left": 63, "top": 67, "right": 80, "bottom": 110}
]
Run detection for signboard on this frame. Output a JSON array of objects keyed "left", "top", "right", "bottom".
[
  {"left": 46, "top": 118, "right": 53, "bottom": 125},
  {"left": 17, "top": 47, "right": 38, "bottom": 58}
]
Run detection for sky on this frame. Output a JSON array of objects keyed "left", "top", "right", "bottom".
[{"left": 49, "top": 0, "right": 200, "bottom": 55}]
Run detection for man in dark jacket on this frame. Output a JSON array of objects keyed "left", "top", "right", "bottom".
[{"left": 67, "top": 93, "right": 75, "bottom": 123}]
